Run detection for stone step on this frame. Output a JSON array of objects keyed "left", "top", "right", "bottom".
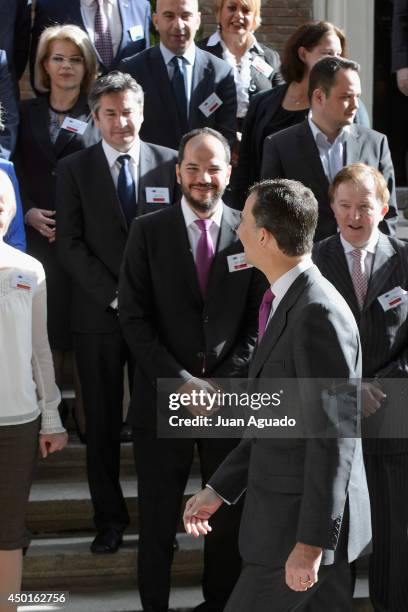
[
  {"left": 27, "top": 476, "right": 202, "bottom": 535},
  {"left": 22, "top": 533, "right": 203, "bottom": 590}
]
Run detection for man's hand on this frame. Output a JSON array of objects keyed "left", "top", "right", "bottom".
[
  {"left": 285, "top": 542, "right": 322, "bottom": 591},
  {"left": 39, "top": 432, "right": 68, "bottom": 458},
  {"left": 397, "top": 67, "right": 408, "bottom": 96},
  {"left": 177, "top": 378, "right": 220, "bottom": 416},
  {"left": 25, "top": 208, "right": 56, "bottom": 241},
  {"left": 183, "top": 487, "right": 223, "bottom": 537},
  {"left": 362, "top": 381, "right": 386, "bottom": 417}
]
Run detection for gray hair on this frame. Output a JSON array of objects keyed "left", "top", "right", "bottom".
[{"left": 88, "top": 71, "right": 144, "bottom": 115}]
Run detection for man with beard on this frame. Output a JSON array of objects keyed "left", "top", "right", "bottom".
[{"left": 119, "top": 127, "right": 266, "bottom": 612}]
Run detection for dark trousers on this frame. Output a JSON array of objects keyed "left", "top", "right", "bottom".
[
  {"left": 224, "top": 559, "right": 353, "bottom": 612},
  {"left": 74, "top": 331, "right": 132, "bottom": 533},
  {"left": 365, "top": 452, "right": 408, "bottom": 612},
  {"left": 132, "top": 430, "right": 243, "bottom": 612}
]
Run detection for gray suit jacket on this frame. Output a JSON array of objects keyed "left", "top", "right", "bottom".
[
  {"left": 119, "top": 45, "right": 237, "bottom": 149},
  {"left": 313, "top": 233, "right": 408, "bottom": 454},
  {"left": 261, "top": 120, "right": 398, "bottom": 242},
  {"left": 209, "top": 266, "right": 371, "bottom": 567}
]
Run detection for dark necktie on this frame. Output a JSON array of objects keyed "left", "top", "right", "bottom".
[
  {"left": 350, "top": 248, "right": 368, "bottom": 310},
  {"left": 194, "top": 219, "right": 215, "bottom": 296},
  {"left": 117, "top": 155, "right": 136, "bottom": 227},
  {"left": 171, "top": 56, "right": 188, "bottom": 133},
  {"left": 258, "top": 288, "right": 275, "bottom": 341},
  {"left": 94, "top": 0, "right": 114, "bottom": 68}
]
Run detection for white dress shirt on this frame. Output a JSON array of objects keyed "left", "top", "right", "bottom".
[
  {"left": 160, "top": 42, "right": 196, "bottom": 114},
  {"left": 81, "top": 0, "right": 122, "bottom": 56},
  {"left": 340, "top": 231, "right": 379, "bottom": 278},
  {"left": 180, "top": 196, "right": 223, "bottom": 259},
  {"left": 308, "top": 113, "right": 351, "bottom": 182},
  {"left": 101, "top": 137, "right": 140, "bottom": 196}
]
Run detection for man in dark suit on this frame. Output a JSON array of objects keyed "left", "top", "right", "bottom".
[
  {"left": 261, "top": 56, "right": 398, "bottom": 242},
  {"left": 0, "top": 0, "right": 31, "bottom": 93},
  {"left": 0, "top": 50, "right": 19, "bottom": 159},
  {"left": 119, "top": 0, "right": 237, "bottom": 150},
  {"left": 30, "top": 0, "right": 151, "bottom": 83},
  {"left": 184, "top": 178, "right": 372, "bottom": 611},
  {"left": 56, "top": 71, "right": 178, "bottom": 555},
  {"left": 313, "top": 163, "right": 408, "bottom": 612},
  {"left": 119, "top": 128, "right": 265, "bottom": 612}
]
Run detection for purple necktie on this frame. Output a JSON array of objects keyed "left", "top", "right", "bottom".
[
  {"left": 258, "top": 288, "right": 275, "bottom": 341},
  {"left": 195, "top": 219, "right": 215, "bottom": 296},
  {"left": 94, "top": 0, "right": 114, "bottom": 68},
  {"left": 350, "top": 248, "right": 368, "bottom": 310}
]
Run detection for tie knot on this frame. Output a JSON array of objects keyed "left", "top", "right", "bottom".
[
  {"left": 171, "top": 55, "right": 185, "bottom": 66},
  {"left": 261, "top": 288, "right": 274, "bottom": 307},
  {"left": 195, "top": 219, "right": 213, "bottom": 233},
  {"left": 351, "top": 248, "right": 365, "bottom": 262},
  {"left": 117, "top": 154, "right": 131, "bottom": 166}
]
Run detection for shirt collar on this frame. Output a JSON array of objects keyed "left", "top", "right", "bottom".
[
  {"left": 81, "top": 0, "right": 115, "bottom": 6},
  {"left": 102, "top": 137, "right": 141, "bottom": 169},
  {"left": 207, "top": 30, "right": 262, "bottom": 53},
  {"left": 308, "top": 112, "right": 351, "bottom": 146},
  {"left": 160, "top": 41, "right": 196, "bottom": 66},
  {"left": 181, "top": 196, "right": 223, "bottom": 229},
  {"left": 271, "top": 258, "right": 314, "bottom": 307},
  {"left": 340, "top": 230, "right": 379, "bottom": 255}
]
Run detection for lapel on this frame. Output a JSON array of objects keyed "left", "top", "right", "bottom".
[
  {"left": 28, "top": 96, "right": 56, "bottom": 165},
  {"left": 115, "top": 0, "right": 130, "bottom": 62},
  {"left": 249, "top": 268, "right": 318, "bottom": 378},
  {"left": 93, "top": 142, "right": 128, "bottom": 234},
  {"left": 323, "top": 235, "right": 361, "bottom": 319},
  {"left": 205, "top": 205, "right": 239, "bottom": 302},
  {"left": 364, "top": 233, "right": 397, "bottom": 310},
  {"left": 345, "top": 124, "right": 364, "bottom": 164},
  {"left": 296, "top": 121, "right": 329, "bottom": 193},
  {"left": 150, "top": 46, "right": 181, "bottom": 130},
  {"left": 170, "top": 203, "right": 203, "bottom": 305},
  {"left": 189, "top": 48, "right": 212, "bottom": 126},
  {"left": 53, "top": 95, "right": 91, "bottom": 159}
]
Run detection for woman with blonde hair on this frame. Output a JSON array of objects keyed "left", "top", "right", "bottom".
[
  {"left": 14, "top": 24, "right": 100, "bottom": 439},
  {"left": 0, "top": 170, "right": 68, "bottom": 612}
]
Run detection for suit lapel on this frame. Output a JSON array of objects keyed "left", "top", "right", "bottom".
[
  {"left": 53, "top": 96, "right": 91, "bottom": 159},
  {"left": 29, "top": 97, "right": 56, "bottom": 165},
  {"left": 137, "top": 140, "right": 152, "bottom": 213},
  {"left": 324, "top": 236, "right": 361, "bottom": 319},
  {"left": 205, "top": 205, "right": 239, "bottom": 302},
  {"left": 150, "top": 47, "right": 181, "bottom": 131},
  {"left": 345, "top": 125, "right": 363, "bottom": 164},
  {"left": 94, "top": 143, "right": 128, "bottom": 234},
  {"left": 364, "top": 234, "right": 397, "bottom": 310},
  {"left": 189, "top": 48, "right": 211, "bottom": 127},
  {"left": 115, "top": 0, "right": 130, "bottom": 62},
  {"left": 297, "top": 121, "right": 329, "bottom": 192},
  {"left": 170, "top": 204, "right": 203, "bottom": 305}
]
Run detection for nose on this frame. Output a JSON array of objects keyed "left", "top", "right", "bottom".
[
  {"left": 198, "top": 170, "right": 211, "bottom": 183},
  {"left": 175, "top": 16, "right": 185, "bottom": 30},
  {"left": 350, "top": 96, "right": 359, "bottom": 111},
  {"left": 351, "top": 207, "right": 361, "bottom": 221}
]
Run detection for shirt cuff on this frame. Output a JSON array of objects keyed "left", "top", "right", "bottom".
[{"left": 205, "top": 483, "right": 231, "bottom": 505}]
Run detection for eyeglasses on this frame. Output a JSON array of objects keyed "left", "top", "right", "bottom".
[{"left": 48, "top": 54, "right": 84, "bottom": 66}]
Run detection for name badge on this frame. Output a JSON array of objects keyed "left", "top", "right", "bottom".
[
  {"left": 252, "top": 56, "right": 274, "bottom": 78},
  {"left": 227, "top": 253, "right": 253, "bottom": 273},
  {"left": 377, "top": 286, "right": 408, "bottom": 311},
  {"left": 129, "top": 24, "right": 144, "bottom": 42},
  {"left": 199, "top": 93, "right": 223, "bottom": 117},
  {"left": 145, "top": 187, "right": 170, "bottom": 204},
  {"left": 10, "top": 271, "right": 35, "bottom": 291},
  {"left": 61, "top": 116, "right": 88, "bottom": 135}
]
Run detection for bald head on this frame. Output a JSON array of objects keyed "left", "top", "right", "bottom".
[
  {"left": 0, "top": 170, "right": 16, "bottom": 236},
  {"left": 153, "top": 0, "right": 201, "bottom": 55}
]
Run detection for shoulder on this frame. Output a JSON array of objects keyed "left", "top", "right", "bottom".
[
  {"left": 132, "top": 202, "right": 179, "bottom": 232},
  {"left": 197, "top": 36, "right": 210, "bottom": 50},
  {"left": 141, "top": 141, "right": 178, "bottom": 162},
  {"left": 59, "top": 142, "right": 101, "bottom": 170},
  {"left": 349, "top": 124, "right": 387, "bottom": 143},
  {"left": 257, "top": 43, "right": 281, "bottom": 64},
  {"left": 121, "top": 46, "right": 155, "bottom": 71},
  {"left": 312, "top": 235, "right": 336, "bottom": 260},
  {"left": 299, "top": 270, "right": 356, "bottom": 328},
  {"left": 0, "top": 158, "right": 14, "bottom": 174},
  {"left": 196, "top": 47, "right": 232, "bottom": 75},
  {"left": 4, "top": 245, "right": 46, "bottom": 284},
  {"left": 266, "top": 119, "right": 305, "bottom": 146}
]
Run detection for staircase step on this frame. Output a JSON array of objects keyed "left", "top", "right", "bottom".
[{"left": 22, "top": 533, "right": 203, "bottom": 590}]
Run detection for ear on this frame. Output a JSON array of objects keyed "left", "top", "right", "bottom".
[
  {"left": 298, "top": 46, "right": 307, "bottom": 63},
  {"left": 380, "top": 203, "right": 389, "bottom": 219},
  {"left": 92, "top": 110, "right": 99, "bottom": 127},
  {"left": 225, "top": 164, "right": 232, "bottom": 186},
  {"left": 152, "top": 13, "right": 159, "bottom": 31},
  {"left": 312, "top": 87, "right": 325, "bottom": 106}
]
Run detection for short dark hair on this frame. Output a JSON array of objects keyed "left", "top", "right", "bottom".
[
  {"left": 178, "top": 128, "right": 231, "bottom": 164},
  {"left": 281, "top": 20, "right": 346, "bottom": 83},
  {"left": 88, "top": 70, "right": 144, "bottom": 114},
  {"left": 249, "top": 179, "right": 318, "bottom": 256},
  {"left": 308, "top": 56, "right": 360, "bottom": 102}
]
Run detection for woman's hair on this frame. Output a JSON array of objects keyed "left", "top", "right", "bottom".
[
  {"left": 35, "top": 24, "right": 98, "bottom": 94},
  {"left": 215, "top": 0, "right": 261, "bottom": 31},
  {"left": 280, "top": 20, "right": 346, "bottom": 83}
]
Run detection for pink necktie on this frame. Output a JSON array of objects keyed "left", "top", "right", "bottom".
[
  {"left": 94, "top": 0, "right": 114, "bottom": 68},
  {"left": 350, "top": 248, "right": 368, "bottom": 310},
  {"left": 195, "top": 219, "right": 215, "bottom": 296},
  {"left": 258, "top": 288, "right": 275, "bottom": 341}
]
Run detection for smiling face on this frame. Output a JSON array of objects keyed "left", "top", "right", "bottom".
[
  {"left": 93, "top": 90, "right": 143, "bottom": 152},
  {"left": 43, "top": 38, "right": 85, "bottom": 93},
  {"left": 153, "top": 0, "right": 201, "bottom": 55},
  {"left": 176, "top": 134, "right": 231, "bottom": 216},
  {"left": 218, "top": 0, "right": 256, "bottom": 36},
  {"left": 331, "top": 176, "right": 389, "bottom": 247}
]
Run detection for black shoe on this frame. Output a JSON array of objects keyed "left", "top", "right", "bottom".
[
  {"left": 90, "top": 529, "right": 123, "bottom": 554},
  {"left": 120, "top": 423, "right": 133, "bottom": 443}
]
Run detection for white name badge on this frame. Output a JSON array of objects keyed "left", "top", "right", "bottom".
[
  {"left": 227, "top": 253, "right": 253, "bottom": 273},
  {"left": 129, "top": 24, "right": 144, "bottom": 42},
  {"left": 252, "top": 56, "right": 274, "bottom": 78},
  {"left": 145, "top": 187, "right": 170, "bottom": 204},
  {"left": 199, "top": 93, "right": 223, "bottom": 117},
  {"left": 377, "top": 286, "right": 408, "bottom": 311},
  {"left": 61, "top": 116, "right": 88, "bottom": 135},
  {"left": 10, "top": 271, "right": 35, "bottom": 291}
]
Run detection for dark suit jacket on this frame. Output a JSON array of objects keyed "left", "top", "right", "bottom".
[
  {"left": 30, "top": 0, "right": 151, "bottom": 84},
  {"left": 56, "top": 139, "right": 178, "bottom": 335},
  {"left": 261, "top": 120, "right": 398, "bottom": 241},
  {"left": 197, "top": 35, "right": 283, "bottom": 94},
  {"left": 0, "top": 50, "right": 19, "bottom": 158},
  {"left": 313, "top": 233, "right": 408, "bottom": 454},
  {"left": 0, "top": 0, "right": 31, "bottom": 85},
  {"left": 120, "top": 45, "right": 237, "bottom": 149},
  {"left": 392, "top": 0, "right": 408, "bottom": 71},
  {"left": 119, "top": 202, "right": 267, "bottom": 429},
  {"left": 208, "top": 266, "right": 371, "bottom": 568}
]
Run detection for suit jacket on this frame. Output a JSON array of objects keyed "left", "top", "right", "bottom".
[
  {"left": 313, "top": 233, "right": 408, "bottom": 454},
  {"left": 30, "top": 0, "right": 151, "bottom": 84},
  {"left": 119, "top": 202, "right": 267, "bottom": 429},
  {"left": 0, "top": 0, "right": 31, "bottom": 85},
  {"left": 56, "top": 139, "right": 179, "bottom": 334},
  {"left": 208, "top": 266, "right": 371, "bottom": 568},
  {"left": 120, "top": 45, "right": 237, "bottom": 149},
  {"left": 0, "top": 50, "right": 19, "bottom": 158},
  {"left": 392, "top": 0, "right": 408, "bottom": 71},
  {"left": 261, "top": 120, "right": 398, "bottom": 241},
  {"left": 1, "top": 159, "right": 26, "bottom": 251}
]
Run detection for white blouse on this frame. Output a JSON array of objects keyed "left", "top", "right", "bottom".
[{"left": 0, "top": 241, "right": 64, "bottom": 433}]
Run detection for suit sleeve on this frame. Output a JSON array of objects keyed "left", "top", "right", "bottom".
[
  {"left": 378, "top": 134, "right": 398, "bottom": 236},
  {"left": 0, "top": 51, "right": 19, "bottom": 158},
  {"left": 392, "top": 0, "right": 408, "bottom": 72},
  {"left": 14, "top": 0, "right": 31, "bottom": 80},
  {"left": 261, "top": 134, "right": 284, "bottom": 179},
  {"left": 232, "top": 95, "right": 261, "bottom": 209},
  {"left": 207, "top": 438, "right": 252, "bottom": 504},
  {"left": 118, "top": 218, "right": 193, "bottom": 386},
  {"left": 3, "top": 162, "right": 26, "bottom": 251},
  {"left": 56, "top": 158, "right": 118, "bottom": 309},
  {"left": 214, "top": 67, "right": 237, "bottom": 148}
]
